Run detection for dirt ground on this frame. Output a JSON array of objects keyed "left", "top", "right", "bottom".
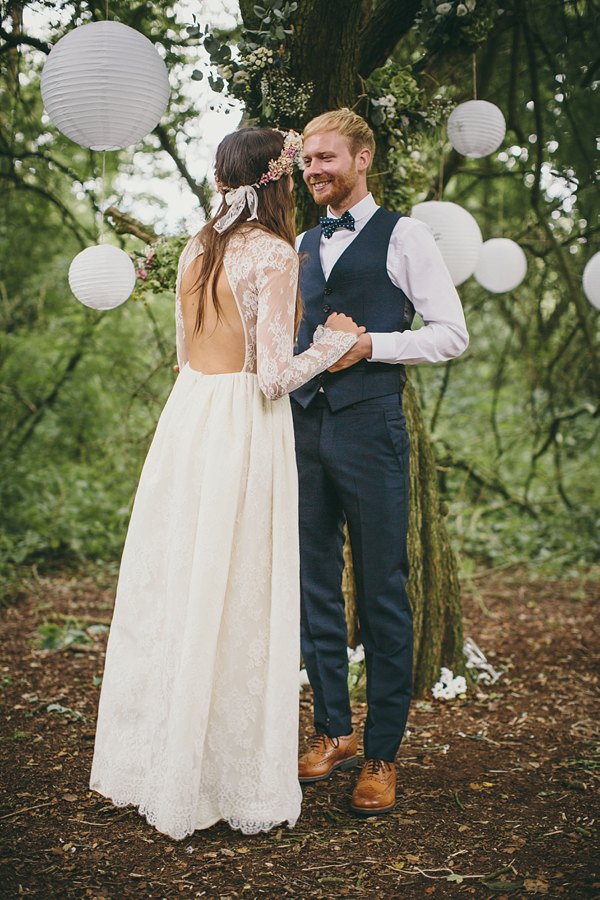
[{"left": 0, "top": 568, "right": 599, "bottom": 899}]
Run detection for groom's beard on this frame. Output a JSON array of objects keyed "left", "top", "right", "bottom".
[{"left": 308, "top": 166, "right": 359, "bottom": 208}]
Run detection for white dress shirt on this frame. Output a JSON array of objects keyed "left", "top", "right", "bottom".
[{"left": 296, "top": 193, "right": 469, "bottom": 365}]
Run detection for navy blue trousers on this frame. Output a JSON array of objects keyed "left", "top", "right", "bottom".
[{"left": 291, "top": 392, "right": 413, "bottom": 762}]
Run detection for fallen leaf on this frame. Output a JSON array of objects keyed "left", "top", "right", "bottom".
[
  {"left": 524, "top": 877, "right": 549, "bottom": 894},
  {"left": 62, "top": 794, "right": 77, "bottom": 802}
]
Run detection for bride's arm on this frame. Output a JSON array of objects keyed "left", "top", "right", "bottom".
[
  {"left": 175, "top": 237, "right": 204, "bottom": 370},
  {"left": 255, "top": 242, "right": 358, "bottom": 400}
]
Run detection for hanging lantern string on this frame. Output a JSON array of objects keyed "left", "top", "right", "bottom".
[
  {"left": 472, "top": 53, "right": 477, "bottom": 100},
  {"left": 439, "top": 124, "right": 445, "bottom": 200},
  {"left": 99, "top": 150, "right": 106, "bottom": 244}
]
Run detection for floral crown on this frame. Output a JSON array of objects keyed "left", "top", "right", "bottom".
[
  {"left": 258, "top": 130, "right": 303, "bottom": 185},
  {"left": 214, "top": 130, "right": 303, "bottom": 233}
]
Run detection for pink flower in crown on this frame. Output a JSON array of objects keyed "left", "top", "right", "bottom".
[
  {"left": 136, "top": 268, "right": 148, "bottom": 281},
  {"left": 258, "top": 130, "right": 303, "bottom": 185}
]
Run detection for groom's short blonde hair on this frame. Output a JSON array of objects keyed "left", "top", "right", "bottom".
[{"left": 303, "top": 108, "right": 375, "bottom": 162}]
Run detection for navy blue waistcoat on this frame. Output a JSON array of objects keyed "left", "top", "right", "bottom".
[{"left": 291, "top": 207, "right": 414, "bottom": 411}]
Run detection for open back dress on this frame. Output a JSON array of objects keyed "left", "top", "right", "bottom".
[{"left": 89, "top": 227, "right": 356, "bottom": 839}]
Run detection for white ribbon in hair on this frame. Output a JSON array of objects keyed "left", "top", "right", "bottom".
[{"left": 213, "top": 184, "right": 259, "bottom": 233}]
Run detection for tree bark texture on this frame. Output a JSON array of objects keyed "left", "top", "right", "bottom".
[{"left": 240, "top": 0, "right": 466, "bottom": 694}]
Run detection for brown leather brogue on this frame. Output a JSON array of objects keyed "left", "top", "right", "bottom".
[
  {"left": 350, "top": 758, "right": 396, "bottom": 815},
  {"left": 298, "top": 731, "right": 358, "bottom": 783}
]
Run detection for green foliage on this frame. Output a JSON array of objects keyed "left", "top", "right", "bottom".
[
  {"left": 131, "top": 235, "right": 190, "bottom": 302},
  {"left": 188, "top": 1, "right": 311, "bottom": 126},
  {"left": 417, "top": 0, "right": 501, "bottom": 55},
  {"left": 37, "top": 622, "right": 90, "bottom": 650}
]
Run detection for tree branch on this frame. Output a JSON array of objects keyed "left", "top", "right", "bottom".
[
  {"left": 4, "top": 173, "right": 93, "bottom": 248},
  {"left": 0, "top": 26, "right": 51, "bottom": 55},
  {"left": 153, "top": 124, "right": 212, "bottom": 220},
  {"left": 358, "top": 0, "right": 422, "bottom": 78},
  {"left": 104, "top": 207, "right": 158, "bottom": 244}
]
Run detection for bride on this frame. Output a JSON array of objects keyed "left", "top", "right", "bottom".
[{"left": 89, "top": 127, "right": 363, "bottom": 840}]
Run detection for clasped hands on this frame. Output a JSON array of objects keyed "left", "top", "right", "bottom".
[{"left": 324, "top": 311, "right": 372, "bottom": 372}]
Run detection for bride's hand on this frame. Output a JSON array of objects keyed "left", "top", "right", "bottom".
[{"left": 324, "top": 312, "right": 366, "bottom": 337}]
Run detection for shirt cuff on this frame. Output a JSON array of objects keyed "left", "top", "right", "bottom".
[{"left": 368, "top": 332, "right": 399, "bottom": 363}]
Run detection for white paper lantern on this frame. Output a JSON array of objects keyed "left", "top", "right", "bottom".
[
  {"left": 582, "top": 252, "right": 600, "bottom": 310},
  {"left": 447, "top": 100, "right": 506, "bottom": 158},
  {"left": 474, "top": 238, "right": 527, "bottom": 293},
  {"left": 41, "top": 21, "right": 170, "bottom": 151},
  {"left": 68, "top": 245, "right": 136, "bottom": 310},
  {"left": 411, "top": 201, "right": 483, "bottom": 286}
]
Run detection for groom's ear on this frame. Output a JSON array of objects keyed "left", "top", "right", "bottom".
[{"left": 356, "top": 146, "right": 372, "bottom": 174}]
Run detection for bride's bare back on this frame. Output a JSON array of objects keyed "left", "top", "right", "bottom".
[{"left": 180, "top": 258, "right": 246, "bottom": 375}]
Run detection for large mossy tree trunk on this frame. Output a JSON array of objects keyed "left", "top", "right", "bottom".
[{"left": 240, "top": 0, "right": 466, "bottom": 693}]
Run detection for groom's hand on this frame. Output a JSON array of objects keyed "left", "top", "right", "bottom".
[{"left": 328, "top": 332, "right": 373, "bottom": 371}]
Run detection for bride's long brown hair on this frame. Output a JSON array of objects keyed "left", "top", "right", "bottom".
[{"left": 193, "top": 128, "right": 302, "bottom": 338}]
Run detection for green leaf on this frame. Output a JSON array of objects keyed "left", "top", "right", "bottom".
[
  {"left": 447, "top": 874, "right": 463, "bottom": 883},
  {"left": 204, "top": 35, "right": 220, "bottom": 54},
  {"left": 275, "top": 25, "right": 285, "bottom": 39},
  {"left": 214, "top": 44, "right": 231, "bottom": 62},
  {"left": 371, "top": 108, "right": 386, "bottom": 126},
  {"left": 191, "top": 70, "right": 204, "bottom": 81},
  {"left": 273, "top": 7, "right": 283, "bottom": 17},
  {"left": 208, "top": 76, "right": 225, "bottom": 92},
  {"left": 254, "top": 5, "right": 267, "bottom": 16}
]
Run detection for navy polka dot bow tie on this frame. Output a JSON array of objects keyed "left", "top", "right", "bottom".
[{"left": 319, "top": 209, "right": 356, "bottom": 239}]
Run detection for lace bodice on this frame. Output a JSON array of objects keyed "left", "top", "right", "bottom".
[{"left": 175, "top": 228, "right": 357, "bottom": 400}]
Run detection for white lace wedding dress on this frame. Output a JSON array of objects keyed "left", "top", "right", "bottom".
[{"left": 90, "top": 228, "right": 356, "bottom": 840}]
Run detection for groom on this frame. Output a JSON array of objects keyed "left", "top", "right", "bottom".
[{"left": 291, "top": 109, "right": 468, "bottom": 815}]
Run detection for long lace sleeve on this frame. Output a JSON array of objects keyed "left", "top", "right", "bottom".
[{"left": 255, "top": 242, "right": 357, "bottom": 400}]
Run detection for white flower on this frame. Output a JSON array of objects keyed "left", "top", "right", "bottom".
[
  {"left": 465, "top": 0, "right": 476, "bottom": 9},
  {"left": 436, "top": 3, "right": 453, "bottom": 13},
  {"left": 432, "top": 667, "right": 468, "bottom": 700},
  {"left": 456, "top": 3, "right": 468, "bottom": 15},
  {"left": 453, "top": 676, "right": 467, "bottom": 694}
]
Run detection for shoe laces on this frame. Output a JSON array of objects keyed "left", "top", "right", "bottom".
[
  {"left": 364, "top": 758, "right": 392, "bottom": 776},
  {"left": 307, "top": 733, "right": 340, "bottom": 751}
]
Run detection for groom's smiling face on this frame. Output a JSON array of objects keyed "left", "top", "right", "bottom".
[{"left": 302, "top": 131, "right": 367, "bottom": 212}]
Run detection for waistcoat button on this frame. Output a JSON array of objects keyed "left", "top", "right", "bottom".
[
  {"left": 322, "top": 304, "right": 331, "bottom": 313},
  {"left": 324, "top": 286, "right": 332, "bottom": 295}
]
